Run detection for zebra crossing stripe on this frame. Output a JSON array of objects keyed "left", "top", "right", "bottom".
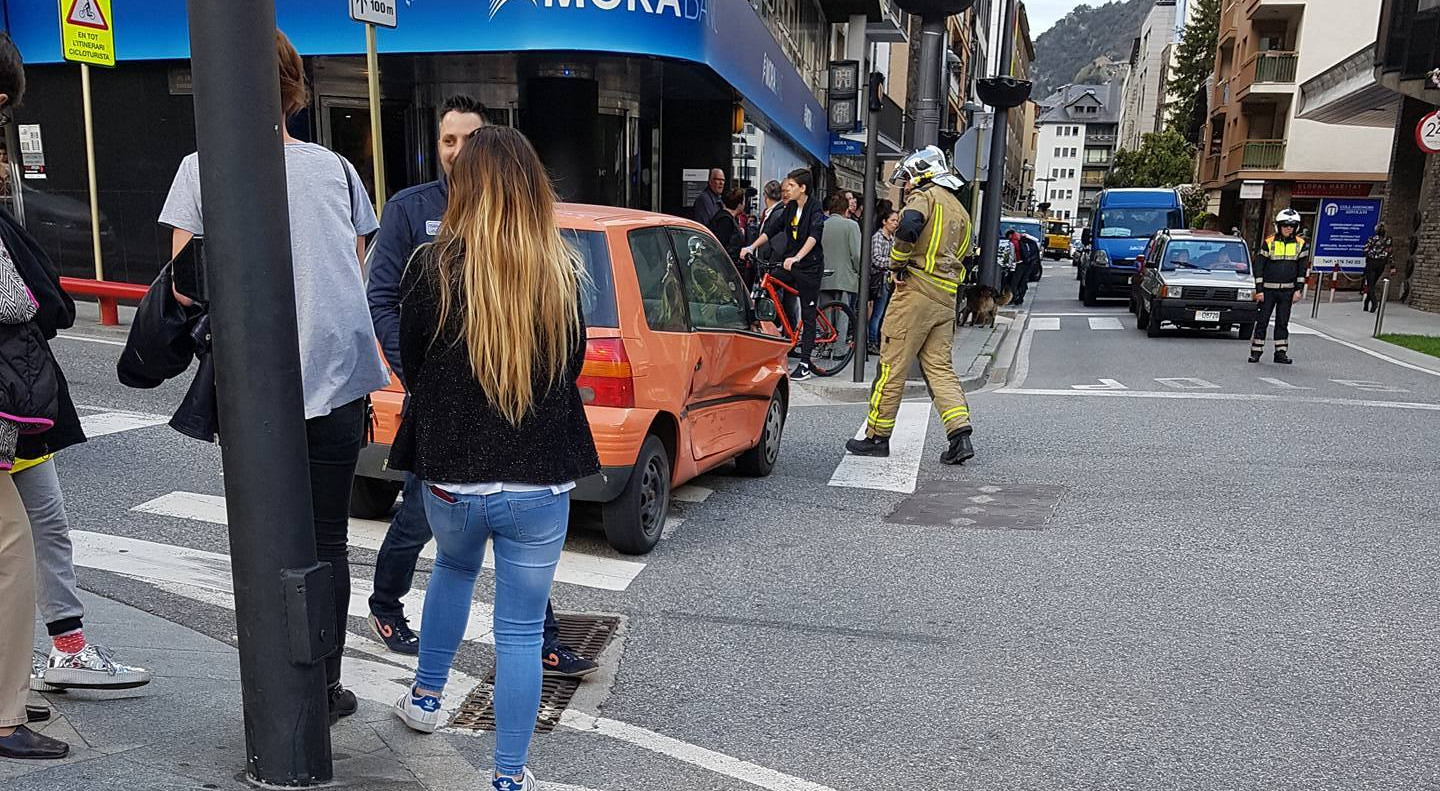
[{"left": 134, "top": 491, "right": 648, "bottom": 592}]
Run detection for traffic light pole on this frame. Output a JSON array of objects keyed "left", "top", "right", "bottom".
[
  {"left": 855, "top": 72, "right": 883, "bottom": 383},
  {"left": 186, "top": 0, "right": 334, "bottom": 785},
  {"left": 978, "top": 0, "right": 1020, "bottom": 291},
  {"left": 912, "top": 18, "right": 947, "bottom": 148}
]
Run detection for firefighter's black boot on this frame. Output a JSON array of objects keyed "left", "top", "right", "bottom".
[
  {"left": 940, "top": 428, "right": 975, "bottom": 466},
  {"left": 845, "top": 436, "right": 890, "bottom": 457},
  {"left": 1274, "top": 350, "right": 1293, "bottom": 365}
]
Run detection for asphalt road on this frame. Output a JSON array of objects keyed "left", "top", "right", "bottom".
[{"left": 22, "top": 268, "right": 1440, "bottom": 790}]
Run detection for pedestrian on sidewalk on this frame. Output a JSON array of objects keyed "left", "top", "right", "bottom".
[
  {"left": 692, "top": 168, "right": 726, "bottom": 226},
  {"left": 820, "top": 192, "right": 862, "bottom": 349},
  {"left": 160, "top": 30, "right": 388, "bottom": 725},
  {"left": 1006, "top": 229, "right": 1041, "bottom": 306},
  {"left": 389, "top": 126, "right": 600, "bottom": 791},
  {"left": 365, "top": 95, "right": 597, "bottom": 679},
  {"left": 706, "top": 187, "right": 750, "bottom": 286},
  {"left": 847, "top": 146, "right": 977, "bottom": 465},
  {"left": 1362, "top": 224, "right": 1394, "bottom": 313},
  {"left": 0, "top": 42, "right": 65, "bottom": 752},
  {"left": 868, "top": 207, "right": 899, "bottom": 354},
  {"left": 1249, "top": 208, "right": 1309, "bottom": 365},
  {"left": 741, "top": 168, "right": 825, "bottom": 381}
]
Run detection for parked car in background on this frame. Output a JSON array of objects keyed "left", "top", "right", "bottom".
[
  {"left": 354, "top": 205, "right": 792, "bottom": 554},
  {"left": 1000, "top": 216, "right": 1045, "bottom": 282},
  {"left": 1078, "top": 188, "right": 1185, "bottom": 306},
  {"left": 1133, "top": 229, "right": 1259, "bottom": 339}
]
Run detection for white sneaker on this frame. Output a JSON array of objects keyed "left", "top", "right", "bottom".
[
  {"left": 394, "top": 686, "right": 442, "bottom": 733},
  {"left": 492, "top": 768, "right": 537, "bottom": 790},
  {"left": 30, "top": 650, "right": 57, "bottom": 692},
  {"left": 44, "top": 644, "right": 151, "bottom": 690}
]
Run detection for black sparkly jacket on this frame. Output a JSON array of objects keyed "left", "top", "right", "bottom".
[{"left": 387, "top": 245, "right": 601, "bottom": 486}]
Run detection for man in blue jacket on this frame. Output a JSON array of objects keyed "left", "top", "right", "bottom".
[{"left": 366, "top": 95, "right": 598, "bottom": 678}]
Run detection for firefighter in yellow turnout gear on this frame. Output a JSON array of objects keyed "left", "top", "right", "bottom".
[{"left": 846, "top": 146, "right": 977, "bottom": 465}]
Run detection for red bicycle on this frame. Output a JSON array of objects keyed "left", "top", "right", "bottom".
[{"left": 749, "top": 264, "right": 855, "bottom": 377}]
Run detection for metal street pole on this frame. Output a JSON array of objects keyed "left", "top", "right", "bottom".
[
  {"left": 913, "top": 18, "right": 947, "bottom": 147},
  {"left": 855, "top": 71, "right": 882, "bottom": 383},
  {"left": 185, "top": 0, "right": 334, "bottom": 785},
  {"left": 80, "top": 63, "right": 102, "bottom": 281},
  {"left": 365, "top": 22, "right": 386, "bottom": 218},
  {"left": 977, "top": 0, "right": 1021, "bottom": 291}
]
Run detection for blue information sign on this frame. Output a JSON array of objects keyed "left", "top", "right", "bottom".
[
  {"left": 1313, "top": 198, "right": 1382, "bottom": 273},
  {"left": 830, "top": 134, "right": 863, "bottom": 156}
]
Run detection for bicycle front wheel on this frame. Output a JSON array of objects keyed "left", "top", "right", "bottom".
[{"left": 809, "top": 300, "right": 856, "bottom": 377}]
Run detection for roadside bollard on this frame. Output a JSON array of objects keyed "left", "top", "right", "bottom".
[
  {"left": 1373, "top": 277, "right": 1390, "bottom": 338},
  {"left": 1311, "top": 271, "right": 1324, "bottom": 318}
]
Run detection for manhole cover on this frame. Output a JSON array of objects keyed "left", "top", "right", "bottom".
[
  {"left": 885, "top": 483, "right": 1063, "bottom": 530},
  {"left": 450, "top": 614, "right": 619, "bottom": 733}
]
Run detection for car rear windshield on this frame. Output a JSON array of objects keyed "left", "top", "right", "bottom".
[
  {"left": 1047, "top": 221, "right": 1071, "bottom": 236},
  {"left": 1098, "top": 208, "right": 1183, "bottom": 238},
  {"left": 1161, "top": 240, "right": 1250, "bottom": 273},
  {"left": 565, "top": 229, "right": 619, "bottom": 328}
]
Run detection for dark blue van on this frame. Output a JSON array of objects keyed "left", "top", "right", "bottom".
[{"left": 1079, "top": 188, "right": 1185, "bottom": 306}]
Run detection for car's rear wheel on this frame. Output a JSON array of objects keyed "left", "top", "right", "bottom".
[
  {"left": 602, "top": 435, "right": 671, "bottom": 555},
  {"left": 1082, "top": 275, "right": 1100, "bottom": 307},
  {"left": 735, "top": 390, "right": 785, "bottom": 477},
  {"left": 351, "top": 477, "right": 401, "bottom": 519},
  {"left": 810, "top": 300, "right": 856, "bottom": 377}
]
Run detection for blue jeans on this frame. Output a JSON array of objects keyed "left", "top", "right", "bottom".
[
  {"left": 868, "top": 283, "right": 890, "bottom": 342},
  {"left": 415, "top": 486, "right": 569, "bottom": 776},
  {"left": 370, "top": 473, "right": 562, "bottom": 647}
]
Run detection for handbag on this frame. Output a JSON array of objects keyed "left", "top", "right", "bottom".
[{"left": 118, "top": 264, "right": 202, "bottom": 388}]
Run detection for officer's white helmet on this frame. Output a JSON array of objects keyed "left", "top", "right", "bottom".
[
  {"left": 891, "top": 145, "right": 965, "bottom": 190},
  {"left": 1274, "top": 208, "right": 1302, "bottom": 228}
]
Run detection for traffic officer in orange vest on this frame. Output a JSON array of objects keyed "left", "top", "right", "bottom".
[
  {"left": 1250, "top": 208, "right": 1309, "bottom": 365},
  {"left": 846, "top": 146, "right": 976, "bottom": 465}
]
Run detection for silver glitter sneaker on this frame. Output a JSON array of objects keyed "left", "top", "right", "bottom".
[
  {"left": 30, "top": 650, "right": 58, "bottom": 692},
  {"left": 43, "top": 644, "right": 152, "bottom": 690}
]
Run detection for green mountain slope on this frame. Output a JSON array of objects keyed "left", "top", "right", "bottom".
[{"left": 1030, "top": 0, "right": 1154, "bottom": 97}]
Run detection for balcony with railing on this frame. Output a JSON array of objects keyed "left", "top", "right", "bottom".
[
  {"left": 1219, "top": 0, "right": 1241, "bottom": 44},
  {"left": 1083, "top": 151, "right": 1113, "bottom": 167},
  {"left": 1223, "top": 139, "right": 1286, "bottom": 177},
  {"left": 1211, "top": 78, "right": 1231, "bottom": 116},
  {"left": 1202, "top": 153, "right": 1222, "bottom": 184},
  {"left": 1234, "top": 51, "right": 1299, "bottom": 99},
  {"left": 1081, "top": 170, "right": 1107, "bottom": 187}
]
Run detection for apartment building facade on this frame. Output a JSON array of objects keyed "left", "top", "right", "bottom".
[
  {"left": 1032, "top": 82, "right": 1124, "bottom": 225},
  {"left": 1119, "top": 0, "right": 1180, "bottom": 150},
  {"left": 1200, "top": 0, "right": 1394, "bottom": 246}
]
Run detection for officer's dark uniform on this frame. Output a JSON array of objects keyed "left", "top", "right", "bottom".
[{"left": 1250, "top": 232, "right": 1309, "bottom": 363}]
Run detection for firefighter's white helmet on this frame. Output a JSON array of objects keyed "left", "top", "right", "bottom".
[{"left": 890, "top": 145, "right": 965, "bottom": 190}]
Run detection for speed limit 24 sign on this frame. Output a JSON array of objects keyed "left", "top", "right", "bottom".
[{"left": 1419, "top": 109, "right": 1440, "bottom": 155}]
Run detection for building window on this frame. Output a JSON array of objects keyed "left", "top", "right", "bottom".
[{"left": 1054, "top": 147, "right": 1061, "bottom": 157}]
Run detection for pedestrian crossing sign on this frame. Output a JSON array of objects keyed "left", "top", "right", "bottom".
[{"left": 59, "top": 0, "right": 115, "bottom": 67}]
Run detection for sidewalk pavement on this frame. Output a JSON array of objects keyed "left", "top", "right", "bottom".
[
  {"left": 789, "top": 309, "right": 1017, "bottom": 405},
  {"left": 1293, "top": 293, "right": 1440, "bottom": 375},
  {"left": 8, "top": 592, "right": 488, "bottom": 791}
]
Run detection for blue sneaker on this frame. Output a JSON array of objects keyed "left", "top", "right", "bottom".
[
  {"left": 394, "top": 686, "right": 442, "bottom": 733},
  {"left": 492, "top": 768, "right": 537, "bottom": 790},
  {"left": 541, "top": 643, "right": 599, "bottom": 679},
  {"left": 369, "top": 612, "right": 420, "bottom": 655}
]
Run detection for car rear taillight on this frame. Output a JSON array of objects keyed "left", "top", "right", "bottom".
[{"left": 578, "top": 338, "right": 635, "bottom": 408}]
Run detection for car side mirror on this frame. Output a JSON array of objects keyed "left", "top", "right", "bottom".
[{"left": 753, "top": 296, "right": 778, "bottom": 323}]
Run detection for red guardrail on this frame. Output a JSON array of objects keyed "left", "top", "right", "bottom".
[{"left": 60, "top": 277, "right": 149, "bottom": 327}]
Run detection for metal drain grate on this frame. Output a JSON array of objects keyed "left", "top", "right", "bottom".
[{"left": 450, "top": 614, "right": 619, "bottom": 733}]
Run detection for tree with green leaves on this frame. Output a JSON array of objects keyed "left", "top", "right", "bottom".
[
  {"left": 1166, "top": 0, "right": 1221, "bottom": 145},
  {"left": 1107, "top": 129, "right": 1196, "bottom": 188}
]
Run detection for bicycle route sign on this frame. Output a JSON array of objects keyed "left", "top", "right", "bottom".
[{"left": 59, "top": 0, "right": 114, "bottom": 67}]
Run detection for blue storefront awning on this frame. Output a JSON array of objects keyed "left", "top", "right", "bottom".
[{"left": 2, "top": 0, "right": 829, "bottom": 164}]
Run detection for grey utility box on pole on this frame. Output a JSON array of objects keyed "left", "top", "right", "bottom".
[{"left": 186, "top": 0, "right": 336, "bottom": 784}]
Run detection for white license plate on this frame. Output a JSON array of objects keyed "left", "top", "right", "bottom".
[{"left": 1194, "top": 310, "right": 1221, "bottom": 322}]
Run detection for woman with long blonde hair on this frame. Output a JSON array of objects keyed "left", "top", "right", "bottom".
[{"left": 388, "top": 126, "right": 599, "bottom": 791}]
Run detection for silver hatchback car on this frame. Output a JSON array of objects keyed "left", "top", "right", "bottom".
[{"left": 1132, "top": 230, "right": 1260, "bottom": 338}]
